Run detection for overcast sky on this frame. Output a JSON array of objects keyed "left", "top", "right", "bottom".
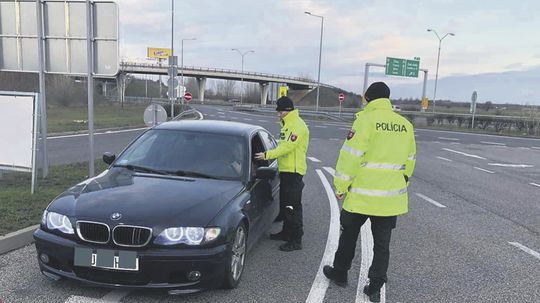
[{"left": 119, "top": 0, "right": 540, "bottom": 104}]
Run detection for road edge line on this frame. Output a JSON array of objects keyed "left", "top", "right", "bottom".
[{"left": 305, "top": 170, "right": 340, "bottom": 303}]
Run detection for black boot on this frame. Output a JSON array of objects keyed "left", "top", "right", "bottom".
[
  {"left": 269, "top": 231, "right": 290, "bottom": 241},
  {"left": 363, "top": 284, "right": 381, "bottom": 302},
  {"left": 322, "top": 265, "right": 348, "bottom": 287},
  {"left": 279, "top": 240, "right": 302, "bottom": 252}
]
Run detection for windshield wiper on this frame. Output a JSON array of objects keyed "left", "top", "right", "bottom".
[
  {"left": 171, "top": 170, "right": 220, "bottom": 180},
  {"left": 114, "top": 164, "right": 168, "bottom": 175}
]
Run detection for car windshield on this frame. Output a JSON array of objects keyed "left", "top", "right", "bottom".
[{"left": 114, "top": 129, "right": 246, "bottom": 180}]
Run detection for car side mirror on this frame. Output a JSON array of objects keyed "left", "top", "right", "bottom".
[
  {"left": 103, "top": 152, "right": 116, "bottom": 165},
  {"left": 255, "top": 166, "right": 277, "bottom": 180}
]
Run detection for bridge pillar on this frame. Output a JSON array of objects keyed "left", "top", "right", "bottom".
[
  {"left": 259, "top": 82, "right": 271, "bottom": 105},
  {"left": 197, "top": 77, "right": 207, "bottom": 102}
]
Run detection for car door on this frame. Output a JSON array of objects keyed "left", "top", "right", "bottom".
[
  {"left": 257, "top": 130, "right": 280, "bottom": 229},
  {"left": 245, "top": 132, "right": 277, "bottom": 240}
]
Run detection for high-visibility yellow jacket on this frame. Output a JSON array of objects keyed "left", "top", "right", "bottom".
[
  {"left": 265, "top": 109, "right": 309, "bottom": 175},
  {"left": 334, "top": 98, "right": 416, "bottom": 216}
]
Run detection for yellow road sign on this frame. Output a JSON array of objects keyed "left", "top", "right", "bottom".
[
  {"left": 421, "top": 97, "right": 429, "bottom": 109},
  {"left": 279, "top": 86, "right": 288, "bottom": 97},
  {"left": 147, "top": 47, "right": 172, "bottom": 59}
]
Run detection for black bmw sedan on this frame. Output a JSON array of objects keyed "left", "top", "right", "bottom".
[{"left": 34, "top": 120, "right": 280, "bottom": 293}]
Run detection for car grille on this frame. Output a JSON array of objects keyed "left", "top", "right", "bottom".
[
  {"left": 113, "top": 225, "right": 152, "bottom": 247},
  {"left": 77, "top": 221, "right": 110, "bottom": 244}
]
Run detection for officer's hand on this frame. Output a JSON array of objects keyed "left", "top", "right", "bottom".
[
  {"left": 335, "top": 193, "right": 345, "bottom": 200},
  {"left": 254, "top": 152, "right": 265, "bottom": 160}
]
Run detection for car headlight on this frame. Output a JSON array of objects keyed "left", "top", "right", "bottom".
[
  {"left": 45, "top": 211, "right": 74, "bottom": 234},
  {"left": 155, "top": 227, "right": 221, "bottom": 245}
]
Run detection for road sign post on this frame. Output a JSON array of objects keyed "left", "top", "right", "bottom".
[
  {"left": 471, "top": 91, "right": 478, "bottom": 129},
  {"left": 364, "top": 62, "right": 429, "bottom": 110},
  {"left": 338, "top": 93, "right": 345, "bottom": 117}
]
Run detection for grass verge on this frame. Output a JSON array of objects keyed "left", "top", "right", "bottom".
[
  {"left": 0, "top": 160, "right": 108, "bottom": 236},
  {"left": 47, "top": 104, "right": 148, "bottom": 133}
]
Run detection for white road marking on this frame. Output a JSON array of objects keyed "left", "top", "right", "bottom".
[
  {"left": 438, "top": 137, "right": 460, "bottom": 141},
  {"left": 100, "top": 290, "right": 131, "bottom": 302},
  {"left": 532, "top": 147, "right": 540, "bottom": 150},
  {"left": 49, "top": 127, "right": 148, "bottom": 140},
  {"left": 517, "top": 147, "right": 531, "bottom": 150},
  {"left": 450, "top": 142, "right": 461, "bottom": 145},
  {"left": 416, "top": 128, "right": 540, "bottom": 141},
  {"left": 306, "top": 170, "right": 341, "bottom": 303},
  {"left": 313, "top": 125, "right": 328, "bottom": 128},
  {"left": 243, "top": 118, "right": 252, "bottom": 121},
  {"left": 323, "top": 166, "right": 335, "bottom": 177},
  {"left": 529, "top": 182, "right": 540, "bottom": 188},
  {"left": 480, "top": 141, "right": 506, "bottom": 146},
  {"left": 208, "top": 114, "right": 215, "bottom": 117},
  {"left": 65, "top": 296, "right": 100, "bottom": 303},
  {"left": 64, "top": 289, "right": 130, "bottom": 303},
  {"left": 356, "top": 219, "right": 386, "bottom": 303},
  {"left": 330, "top": 138, "right": 341, "bottom": 141},
  {"left": 508, "top": 242, "right": 540, "bottom": 260},
  {"left": 339, "top": 128, "right": 350, "bottom": 131},
  {"left": 442, "top": 148, "right": 487, "bottom": 160},
  {"left": 308, "top": 157, "right": 322, "bottom": 163},
  {"left": 487, "top": 163, "right": 534, "bottom": 168},
  {"left": 436, "top": 156, "right": 453, "bottom": 162},
  {"left": 415, "top": 193, "right": 447, "bottom": 208},
  {"left": 474, "top": 167, "right": 495, "bottom": 174},
  {"left": 258, "top": 119, "right": 269, "bottom": 123}
]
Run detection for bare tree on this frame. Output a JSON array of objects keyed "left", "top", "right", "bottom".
[{"left": 214, "top": 80, "right": 237, "bottom": 100}]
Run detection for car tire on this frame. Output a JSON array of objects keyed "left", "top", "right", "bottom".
[{"left": 223, "top": 223, "right": 247, "bottom": 289}]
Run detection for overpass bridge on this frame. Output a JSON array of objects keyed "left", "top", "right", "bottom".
[{"left": 117, "top": 61, "right": 337, "bottom": 104}]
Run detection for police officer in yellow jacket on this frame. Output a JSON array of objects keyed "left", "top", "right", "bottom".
[
  {"left": 323, "top": 82, "right": 416, "bottom": 302},
  {"left": 255, "top": 96, "right": 309, "bottom": 252}
]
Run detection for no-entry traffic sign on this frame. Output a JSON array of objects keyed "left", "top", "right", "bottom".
[
  {"left": 338, "top": 93, "right": 345, "bottom": 103},
  {"left": 184, "top": 92, "right": 192, "bottom": 102}
]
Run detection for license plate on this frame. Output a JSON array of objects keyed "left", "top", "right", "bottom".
[{"left": 74, "top": 247, "right": 139, "bottom": 271}]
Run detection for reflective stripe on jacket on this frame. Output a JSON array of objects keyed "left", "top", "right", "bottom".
[
  {"left": 265, "top": 109, "right": 309, "bottom": 175},
  {"left": 334, "top": 98, "right": 416, "bottom": 216}
]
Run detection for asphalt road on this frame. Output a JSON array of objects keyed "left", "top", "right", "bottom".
[{"left": 1, "top": 104, "right": 539, "bottom": 302}]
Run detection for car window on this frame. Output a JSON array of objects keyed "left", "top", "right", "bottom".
[
  {"left": 116, "top": 129, "right": 246, "bottom": 180},
  {"left": 259, "top": 131, "right": 277, "bottom": 165},
  {"left": 260, "top": 130, "right": 277, "bottom": 150},
  {"left": 251, "top": 133, "right": 270, "bottom": 173}
]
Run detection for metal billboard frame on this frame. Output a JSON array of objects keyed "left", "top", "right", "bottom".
[{"left": 0, "top": 0, "right": 119, "bottom": 77}]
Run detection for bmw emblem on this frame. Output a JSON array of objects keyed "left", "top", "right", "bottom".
[{"left": 110, "top": 213, "right": 122, "bottom": 220}]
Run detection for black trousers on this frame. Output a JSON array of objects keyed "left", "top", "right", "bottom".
[
  {"left": 279, "top": 172, "right": 304, "bottom": 242},
  {"left": 333, "top": 209, "right": 396, "bottom": 284}
]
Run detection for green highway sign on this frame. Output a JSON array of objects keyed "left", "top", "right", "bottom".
[{"left": 385, "top": 57, "right": 420, "bottom": 78}]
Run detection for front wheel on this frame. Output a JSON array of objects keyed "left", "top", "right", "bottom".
[{"left": 222, "top": 223, "right": 247, "bottom": 289}]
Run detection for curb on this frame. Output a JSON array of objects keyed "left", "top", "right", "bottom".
[
  {"left": 0, "top": 224, "right": 39, "bottom": 255},
  {"left": 49, "top": 125, "right": 147, "bottom": 137}
]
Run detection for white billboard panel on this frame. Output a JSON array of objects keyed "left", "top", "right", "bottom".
[{"left": 0, "top": 94, "right": 34, "bottom": 171}]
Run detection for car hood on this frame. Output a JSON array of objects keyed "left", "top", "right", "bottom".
[{"left": 49, "top": 168, "right": 244, "bottom": 228}]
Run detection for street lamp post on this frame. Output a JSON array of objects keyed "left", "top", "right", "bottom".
[
  {"left": 427, "top": 28, "right": 454, "bottom": 112},
  {"left": 305, "top": 11, "right": 324, "bottom": 112},
  {"left": 181, "top": 38, "right": 196, "bottom": 104},
  {"left": 231, "top": 49, "right": 255, "bottom": 104}
]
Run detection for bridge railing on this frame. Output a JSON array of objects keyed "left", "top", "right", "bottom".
[{"left": 120, "top": 61, "right": 320, "bottom": 85}]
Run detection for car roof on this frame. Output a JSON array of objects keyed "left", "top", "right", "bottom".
[{"left": 154, "top": 120, "right": 264, "bottom": 137}]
